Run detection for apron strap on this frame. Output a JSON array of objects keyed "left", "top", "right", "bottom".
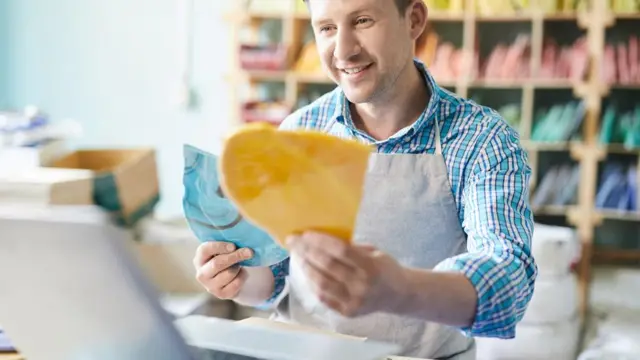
[{"left": 434, "top": 118, "right": 442, "bottom": 155}]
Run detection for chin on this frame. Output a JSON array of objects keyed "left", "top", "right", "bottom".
[{"left": 341, "top": 86, "right": 375, "bottom": 104}]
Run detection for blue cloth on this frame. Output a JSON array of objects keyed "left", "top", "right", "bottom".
[
  {"left": 264, "top": 59, "right": 537, "bottom": 339},
  {"left": 182, "top": 144, "right": 289, "bottom": 267},
  {"left": 596, "top": 163, "right": 638, "bottom": 212},
  {"left": 628, "top": 166, "right": 637, "bottom": 211}
]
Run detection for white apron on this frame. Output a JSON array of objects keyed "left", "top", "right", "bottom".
[{"left": 274, "top": 119, "right": 476, "bottom": 359}]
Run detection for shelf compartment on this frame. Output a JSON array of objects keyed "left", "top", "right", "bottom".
[
  {"left": 595, "top": 153, "right": 638, "bottom": 214},
  {"left": 599, "top": 89, "right": 640, "bottom": 149},
  {"left": 468, "top": 87, "right": 523, "bottom": 132},
  {"left": 530, "top": 88, "right": 585, "bottom": 143},
  {"left": 602, "top": 19, "right": 640, "bottom": 86},
  {"left": 474, "top": 21, "right": 533, "bottom": 82},
  {"left": 416, "top": 22, "right": 465, "bottom": 84},
  {"left": 593, "top": 219, "right": 640, "bottom": 256},
  {"left": 535, "top": 20, "right": 589, "bottom": 82},
  {"left": 530, "top": 150, "right": 581, "bottom": 210}
]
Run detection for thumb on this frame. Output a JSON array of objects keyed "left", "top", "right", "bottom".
[{"left": 353, "top": 243, "right": 378, "bottom": 253}]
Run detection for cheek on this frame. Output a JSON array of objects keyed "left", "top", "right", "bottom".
[{"left": 318, "top": 46, "right": 334, "bottom": 69}]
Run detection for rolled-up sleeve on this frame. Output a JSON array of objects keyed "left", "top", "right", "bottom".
[
  {"left": 255, "top": 259, "right": 290, "bottom": 310},
  {"left": 434, "top": 125, "right": 538, "bottom": 339}
]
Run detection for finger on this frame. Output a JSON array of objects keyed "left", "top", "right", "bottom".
[
  {"left": 193, "top": 241, "right": 236, "bottom": 268},
  {"left": 209, "top": 248, "right": 253, "bottom": 275},
  {"left": 296, "top": 243, "right": 355, "bottom": 285},
  {"left": 302, "top": 259, "right": 350, "bottom": 304},
  {"left": 218, "top": 268, "right": 248, "bottom": 299},
  {"left": 197, "top": 262, "right": 241, "bottom": 289},
  {"left": 290, "top": 232, "right": 359, "bottom": 269},
  {"left": 353, "top": 243, "right": 378, "bottom": 253}
]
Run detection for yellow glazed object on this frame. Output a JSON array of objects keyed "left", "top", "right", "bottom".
[{"left": 218, "top": 122, "right": 373, "bottom": 247}]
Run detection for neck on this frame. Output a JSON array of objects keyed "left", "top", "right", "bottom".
[{"left": 351, "top": 62, "right": 430, "bottom": 141}]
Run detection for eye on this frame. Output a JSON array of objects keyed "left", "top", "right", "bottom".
[
  {"left": 319, "top": 25, "right": 336, "bottom": 34},
  {"left": 355, "top": 17, "right": 373, "bottom": 26}
]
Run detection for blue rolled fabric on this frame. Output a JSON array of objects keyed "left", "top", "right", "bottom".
[
  {"left": 596, "top": 164, "right": 626, "bottom": 210},
  {"left": 627, "top": 165, "right": 637, "bottom": 212},
  {"left": 182, "top": 144, "right": 289, "bottom": 267}
]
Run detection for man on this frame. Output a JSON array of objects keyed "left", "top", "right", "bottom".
[{"left": 193, "top": 0, "right": 538, "bottom": 358}]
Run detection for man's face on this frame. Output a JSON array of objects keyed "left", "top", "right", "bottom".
[{"left": 307, "top": 0, "right": 417, "bottom": 104}]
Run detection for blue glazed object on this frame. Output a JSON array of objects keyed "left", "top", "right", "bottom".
[{"left": 182, "top": 144, "right": 289, "bottom": 267}]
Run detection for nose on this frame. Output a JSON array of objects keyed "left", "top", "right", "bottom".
[{"left": 333, "top": 28, "right": 361, "bottom": 63}]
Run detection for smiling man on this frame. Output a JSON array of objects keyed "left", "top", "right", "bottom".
[{"left": 193, "top": 0, "right": 538, "bottom": 358}]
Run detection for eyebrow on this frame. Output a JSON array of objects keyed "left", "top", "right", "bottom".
[{"left": 311, "top": 4, "right": 383, "bottom": 26}]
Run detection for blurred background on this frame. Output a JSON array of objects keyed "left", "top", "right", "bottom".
[{"left": 1, "top": 0, "right": 639, "bottom": 359}]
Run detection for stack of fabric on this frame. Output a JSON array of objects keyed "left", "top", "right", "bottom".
[
  {"left": 599, "top": 104, "right": 640, "bottom": 149},
  {"left": 596, "top": 162, "right": 637, "bottom": 213},
  {"left": 531, "top": 100, "right": 586, "bottom": 143},
  {"left": 531, "top": 163, "right": 581, "bottom": 208},
  {"left": 475, "top": 224, "right": 581, "bottom": 359},
  {"left": 601, "top": 35, "right": 640, "bottom": 85},
  {"left": 538, "top": 36, "right": 589, "bottom": 81}
]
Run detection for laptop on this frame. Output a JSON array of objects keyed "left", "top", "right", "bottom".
[{"left": 0, "top": 205, "right": 400, "bottom": 360}]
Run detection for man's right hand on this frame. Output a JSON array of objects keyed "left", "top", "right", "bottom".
[{"left": 193, "top": 241, "right": 254, "bottom": 300}]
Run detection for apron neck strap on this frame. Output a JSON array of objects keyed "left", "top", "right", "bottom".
[{"left": 434, "top": 118, "right": 442, "bottom": 155}]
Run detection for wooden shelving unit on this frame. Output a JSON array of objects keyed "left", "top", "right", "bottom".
[{"left": 225, "top": 0, "right": 640, "bottom": 322}]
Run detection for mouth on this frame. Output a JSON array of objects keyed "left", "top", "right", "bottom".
[{"left": 339, "top": 63, "right": 373, "bottom": 77}]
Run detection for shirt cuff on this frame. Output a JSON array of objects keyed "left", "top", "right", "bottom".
[
  {"left": 433, "top": 252, "right": 535, "bottom": 339},
  {"left": 255, "top": 258, "right": 290, "bottom": 310}
]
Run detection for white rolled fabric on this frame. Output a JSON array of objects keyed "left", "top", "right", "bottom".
[
  {"left": 531, "top": 223, "right": 581, "bottom": 276},
  {"left": 475, "top": 316, "right": 581, "bottom": 360},
  {"left": 521, "top": 272, "right": 578, "bottom": 324}
]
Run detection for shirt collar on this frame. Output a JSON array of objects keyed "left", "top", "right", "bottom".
[{"left": 331, "top": 58, "right": 442, "bottom": 144}]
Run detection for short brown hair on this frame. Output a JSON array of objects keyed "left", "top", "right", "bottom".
[{"left": 303, "top": 0, "right": 413, "bottom": 15}]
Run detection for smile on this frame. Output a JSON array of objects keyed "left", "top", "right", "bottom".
[{"left": 340, "top": 64, "right": 372, "bottom": 75}]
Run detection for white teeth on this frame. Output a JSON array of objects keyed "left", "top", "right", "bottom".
[{"left": 342, "top": 66, "right": 365, "bottom": 74}]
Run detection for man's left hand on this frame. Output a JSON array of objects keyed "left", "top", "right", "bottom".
[{"left": 286, "top": 231, "right": 408, "bottom": 317}]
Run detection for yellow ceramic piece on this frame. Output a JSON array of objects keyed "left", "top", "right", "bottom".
[{"left": 218, "top": 122, "right": 373, "bottom": 246}]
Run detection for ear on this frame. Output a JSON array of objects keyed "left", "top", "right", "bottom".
[{"left": 407, "top": 0, "right": 428, "bottom": 41}]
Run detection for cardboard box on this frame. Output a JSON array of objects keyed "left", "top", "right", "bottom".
[{"left": 48, "top": 148, "right": 160, "bottom": 227}]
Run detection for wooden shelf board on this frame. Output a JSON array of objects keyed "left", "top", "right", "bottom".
[
  {"left": 469, "top": 79, "right": 529, "bottom": 88},
  {"left": 608, "top": 83, "right": 640, "bottom": 90},
  {"left": 602, "top": 143, "right": 640, "bottom": 155},
  {"left": 611, "top": 12, "right": 640, "bottom": 20},
  {"left": 530, "top": 79, "right": 582, "bottom": 88},
  {"left": 593, "top": 249, "right": 640, "bottom": 262},
  {"left": 472, "top": 11, "right": 580, "bottom": 22},
  {"left": 542, "top": 12, "right": 581, "bottom": 21},
  {"left": 475, "top": 12, "right": 536, "bottom": 21},
  {"left": 225, "top": 11, "right": 289, "bottom": 22},
  {"left": 432, "top": 78, "right": 458, "bottom": 87},
  {"left": 293, "top": 73, "right": 332, "bottom": 84},
  {"left": 469, "top": 79, "right": 578, "bottom": 88},
  {"left": 243, "top": 70, "right": 289, "bottom": 82},
  {"left": 428, "top": 12, "right": 466, "bottom": 21},
  {"left": 523, "top": 141, "right": 575, "bottom": 151},
  {"left": 596, "top": 209, "right": 640, "bottom": 222},
  {"left": 532, "top": 205, "right": 573, "bottom": 216}
]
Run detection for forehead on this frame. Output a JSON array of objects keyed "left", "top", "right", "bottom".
[{"left": 306, "top": 0, "right": 394, "bottom": 19}]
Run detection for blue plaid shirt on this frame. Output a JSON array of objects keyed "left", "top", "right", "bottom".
[{"left": 264, "top": 59, "right": 537, "bottom": 339}]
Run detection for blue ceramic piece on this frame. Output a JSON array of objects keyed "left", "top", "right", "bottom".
[{"left": 182, "top": 144, "right": 289, "bottom": 267}]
